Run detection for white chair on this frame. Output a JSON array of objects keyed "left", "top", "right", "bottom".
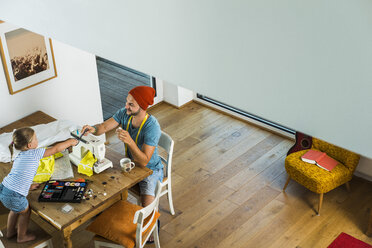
[
  {"left": 92, "top": 181, "right": 162, "bottom": 248},
  {"left": 0, "top": 220, "right": 53, "bottom": 248},
  {"left": 129, "top": 131, "right": 175, "bottom": 215}
]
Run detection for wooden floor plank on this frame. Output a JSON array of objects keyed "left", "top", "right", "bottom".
[
  {"left": 201, "top": 128, "right": 270, "bottom": 174},
  {"left": 178, "top": 124, "right": 257, "bottom": 177},
  {"left": 174, "top": 135, "right": 289, "bottom": 212},
  {"left": 148, "top": 102, "right": 180, "bottom": 119},
  {"left": 224, "top": 139, "right": 293, "bottom": 191},
  {"left": 172, "top": 115, "right": 244, "bottom": 176},
  {"left": 239, "top": 197, "right": 314, "bottom": 248},
  {"left": 162, "top": 185, "right": 235, "bottom": 236},
  {"left": 163, "top": 200, "right": 239, "bottom": 248},
  {"left": 171, "top": 169, "right": 212, "bottom": 198},
  {"left": 196, "top": 125, "right": 260, "bottom": 172},
  {"left": 214, "top": 199, "right": 285, "bottom": 248},
  {"left": 159, "top": 103, "right": 206, "bottom": 131},
  {"left": 267, "top": 180, "right": 363, "bottom": 248},
  {"left": 226, "top": 155, "right": 288, "bottom": 205},
  {"left": 171, "top": 135, "right": 201, "bottom": 158},
  {"left": 164, "top": 106, "right": 222, "bottom": 141},
  {"left": 297, "top": 179, "right": 372, "bottom": 248},
  {"left": 189, "top": 186, "right": 281, "bottom": 248}
]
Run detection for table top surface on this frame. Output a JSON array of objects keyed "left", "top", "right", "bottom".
[{"left": 0, "top": 111, "right": 152, "bottom": 230}]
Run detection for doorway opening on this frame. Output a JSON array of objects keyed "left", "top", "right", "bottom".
[{"left": 96, "top": 56, "right": 155, "bottom": 120}]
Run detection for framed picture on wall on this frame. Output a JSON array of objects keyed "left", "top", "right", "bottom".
[{"left": 0, "top": 22, "right": 57, "bottom": 94}]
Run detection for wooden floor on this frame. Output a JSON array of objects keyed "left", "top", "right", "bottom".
[{"left": 5, "top": 102, "right": 372, "bottom": 247}]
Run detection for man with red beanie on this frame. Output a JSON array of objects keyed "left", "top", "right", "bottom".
[{"left": 82, "top": 86, "right": 163, "bottom": 208}]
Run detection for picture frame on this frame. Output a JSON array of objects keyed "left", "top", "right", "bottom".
[{"left": 0, "top": 22, "right": 57, "bottom": 94}]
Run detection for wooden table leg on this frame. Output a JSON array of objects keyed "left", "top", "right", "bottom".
[
  {"left": 121, "top": 189, "right": 128, "bottom": 200},
  {"left": 63, "top": 227, "right": 73, "bottom": 248},
  {"left": 367, "top": 211, "right": 372, "bottom": 237}
]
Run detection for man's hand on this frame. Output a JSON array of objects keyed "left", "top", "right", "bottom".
[
  {"left": 81, "top": 125, "right": 96, "bottom": 135},
  {"left": 30, "top": 183, "right": 40, "bottom": 191},
  {"left": 116, "top": 128, "right": 135, "bottom": 145}
]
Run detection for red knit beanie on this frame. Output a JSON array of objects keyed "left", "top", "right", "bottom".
[{"left": 129, "top": 86, "right": 155, "bottom": 110}]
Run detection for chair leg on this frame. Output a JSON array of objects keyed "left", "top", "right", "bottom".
[
  {"left": 154, "top": 220, "right": 161, "bottom": 248},
  {"left": 47, "top": 239, "right": 54, "bottom": 248},
  {"left": 33, "top": 238, "right": 54, "bottom": 248},
  {"left": 137, "top": 195, "right": 142, "bottom": 206},
  {"left": 283, "top": 175, "right": 291, "bottom": 191},
  {"left": 167, "top": 185, "right": 175, "bottom": 215},
  {"left": 345, "top": 181, "right": 351, "bottom": 192},
  {"left": 318, "top": 193, "right": 324, "bottom": 216},
  {"left": 0, "top": 233, "right": 4, "bottom": 248},
  {"left": 94, "top": 241, "right": 101, "bottom": 248}
]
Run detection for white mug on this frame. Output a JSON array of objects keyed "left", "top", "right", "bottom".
[{"left": 120, "top": 158, "right": 135, "bottom": 172}]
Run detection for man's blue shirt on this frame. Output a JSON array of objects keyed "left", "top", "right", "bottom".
[{"left": 113, "top": 108, "right": 162, "bottom": 170}]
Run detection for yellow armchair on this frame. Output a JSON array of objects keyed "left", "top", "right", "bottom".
[{"left": 283, "top": 132, "right": 360, "bottom": 215}]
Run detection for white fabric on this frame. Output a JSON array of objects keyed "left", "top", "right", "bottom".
[
  {"left": 51, "top": 150, "right": 74, "bottom": 180},
  {"left": 0, "top": 120, "right": 79, "bottom": 163}
]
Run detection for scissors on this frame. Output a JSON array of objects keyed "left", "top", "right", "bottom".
[{"left": 72, "top": 128, "right": 89, "bottom": 145}]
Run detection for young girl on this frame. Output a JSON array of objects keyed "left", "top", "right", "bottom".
[{"left": 0, "top": 127, "right": 77, "bottom": 243}]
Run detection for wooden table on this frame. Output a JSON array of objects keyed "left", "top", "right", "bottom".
[{"left": 0, "top": 111, "right": 152, "bottom": 247}]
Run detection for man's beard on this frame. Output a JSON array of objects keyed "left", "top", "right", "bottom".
[{"left": 128, "top": 108, "right": 141, "bottom": 116}]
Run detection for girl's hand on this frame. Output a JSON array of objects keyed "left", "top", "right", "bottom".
[
  {"left": 30, "top": 183, "right": 40, "bottom": 191},
  {"left": 69, "top": 138, "right": 79, "bottom": 146}
]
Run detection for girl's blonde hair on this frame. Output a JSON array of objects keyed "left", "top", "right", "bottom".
[{"left": 8, "top": 127, "right": 35, "bottom": 157}]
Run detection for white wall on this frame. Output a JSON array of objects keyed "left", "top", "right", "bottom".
[
  {"left": 178, "top": 86, "right": 194, "bottom": 107},
  {"left": 0, "top": 25, "right": 103, "bottom": 128},
  {"left": 163, "top": 81, "right": 179, "bottom": 107},
  {"left": 1, "top": 1, "right": 372, "bottom": 159},
  {"left": 163, "top": 81, "right": 193, "bottom": 108},
  {"left": 354, "top": 158, "right": 372, "bottom": 182}
]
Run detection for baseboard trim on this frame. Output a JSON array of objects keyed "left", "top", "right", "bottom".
[
  {"left": 194, "top": 99, "right": 295, "bottom": 141},
  {"left": 148, "top": 101, "right": 165, "bottom": 110},
  {"left": 163, "top": 100, "right": 194, "bottom": 109},
  {"left": 354, "top": 172, "right": 372, "bottom": 183}
]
